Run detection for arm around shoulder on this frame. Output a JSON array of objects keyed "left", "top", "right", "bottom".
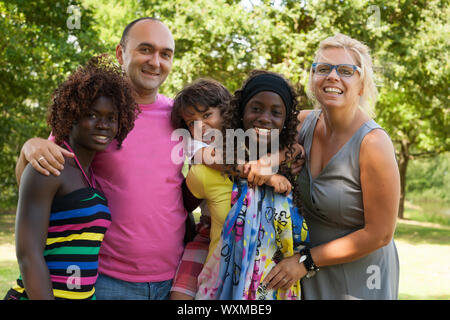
[
  {"left": 15, "top": 137, "right": 74, "bottom": 185},
  {"left": 185, "top": 165, "right": 208, "bottom": 200},
  {"left": 16, "top": 147, "right": 29, "bottom": 185}
]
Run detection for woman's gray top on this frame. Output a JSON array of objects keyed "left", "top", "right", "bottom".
[{"left": 297, "top": 110, "right": 399, "bottom": 300}]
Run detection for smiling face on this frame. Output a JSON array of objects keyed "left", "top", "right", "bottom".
[
  {"left": 242, "top": 91, "right": 286, "bottom": 149},
  {"left": 71, "top": 96, "right": 119, "bottom": 152},
  {"left": 312, "top": 47, "right": 363, "bottom": 111},
  {"left": 182, "top": 106, "right": 223, "bottom": 143},
  {"left": 116, "top": 19, "right": 174, "bottom": 102}
]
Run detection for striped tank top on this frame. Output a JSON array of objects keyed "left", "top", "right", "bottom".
[
  {"left": 5, "top": 141, "right": 111, "bottom": 300},
  {"left": 6, "top": 187, "right": 111, "bottom": 300}
]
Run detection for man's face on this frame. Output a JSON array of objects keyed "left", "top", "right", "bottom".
[{"left": 117, "top": 20, "right": 175, "bottom": 98}]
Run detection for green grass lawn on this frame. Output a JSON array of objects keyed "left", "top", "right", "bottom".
[
  {"left": 0, "top": 212, "right": 17, "bottom": 296},
  {"left": 0, "top": 212, "right": 15, "bottom": 245},
  {"left": 1, "top": 210, "right": 449, "bottom": 300},
  {"left": 394, "top": 219, "right": 450, "bottom": 300},
  {"left": 0, "top": 260, "right": 18, "bottom": 297}
]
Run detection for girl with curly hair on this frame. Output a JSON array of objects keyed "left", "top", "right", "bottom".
[
  {"left": 170, "top": 77, "right": 299, "bottom": 300},
  {"left": 186, "top": 70, "right": 310, "bottom": 300},
  {"left": 5, "top": 55, "right": 139, "bottom": 300}
]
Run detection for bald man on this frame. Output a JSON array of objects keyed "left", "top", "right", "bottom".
[{"left": 16, "top": 18, "right": 188, "bottom": 300}]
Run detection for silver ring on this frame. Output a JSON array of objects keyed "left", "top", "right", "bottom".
[{"left": 38, "top": 156, "right": 45, "bottom": 162}]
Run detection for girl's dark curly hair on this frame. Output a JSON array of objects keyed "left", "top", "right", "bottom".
[
  {"left": 221, "top": 69, "right": 303, "bottom": 210},
  {"left": 47, "top": 54, "right": 140, "bottom": 148},
  {"left": 171, "top": 78, "right": 232, "bottom": 130}
]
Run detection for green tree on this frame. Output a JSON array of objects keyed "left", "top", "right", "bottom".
[
  {"left": 372, "top": 0, "right": 449, "bottom": 218},
  {"left": 1, "top": 0, "right": 447, "bottom": 218},
  {"left": 251, "top": 0, "right": 449, "bottom": 218},
  {"left": 82, "top": 0, "right": 270, "bottom": 93},
  {"left": 0, "top": 0, "right": 104, "bottom": 208},
  {"left": 406, "top": 153, "right": 450, "bottom": 203}
]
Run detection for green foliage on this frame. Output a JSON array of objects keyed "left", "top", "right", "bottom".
[
  {"left": 0, "top": 0, "right": 105, "bottom": 208},
  {"left": 406, "top": 153, "right": 450, "bottom": 203},
  {"left": 375, "top": 0, "right": 449, "bottom": 158},
  {"left": 0, "top": 0, "right": 448, "bottom": 211},
  {"left": 404, "top": 204, "right": 450, "bottom": 226},
  {"left": 395, "top": 221, "right": 450, "bottom": 245}
]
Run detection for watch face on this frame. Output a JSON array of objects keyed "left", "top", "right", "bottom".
[{"left": 299, "top": 255, "right": 307, "bottom": 264}]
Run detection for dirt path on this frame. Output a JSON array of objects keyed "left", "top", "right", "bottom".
[
  {"left": 0, "top": 244, "right": 15, "bottom": 261},
  {"left": 398, "top": 218, "right": 450, "bottom": 230},
  {"left": 396, "top": 239, "right": 450, "bottom": 299}
]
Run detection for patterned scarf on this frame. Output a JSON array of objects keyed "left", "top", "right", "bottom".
[{"left": 196, "top": 180, "right": 309, "bottom": 300}]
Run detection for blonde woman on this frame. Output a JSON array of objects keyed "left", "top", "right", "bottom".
[{"left": 262, "top": 34, "right": 400, "bottom": 299}]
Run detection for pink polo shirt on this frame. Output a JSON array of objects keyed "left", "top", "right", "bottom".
[{"left": 91, "top": 94, "right": 186, "bottom": 282}]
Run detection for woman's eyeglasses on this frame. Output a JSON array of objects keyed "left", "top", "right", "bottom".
[{"left": 312, "top": 63, "right": 361, "bottom": 77}]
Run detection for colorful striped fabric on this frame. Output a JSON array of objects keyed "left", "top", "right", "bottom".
[{"left": 5, "top": 187, "right": 111, "bottom": 300}]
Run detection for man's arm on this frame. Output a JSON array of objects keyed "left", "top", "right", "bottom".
[
  {"left": 16, "top": 137, "right": 74, "bottom": 185},
  {"left": 15, "top": 148, "right": 29, "bottom": 186},
  {"left": 182, "top": 179, "right": 202, "bottom": 212}
]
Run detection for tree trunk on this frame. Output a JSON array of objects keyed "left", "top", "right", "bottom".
[{"left": 397, "top": 140, "right": 410, "bottom": 219}]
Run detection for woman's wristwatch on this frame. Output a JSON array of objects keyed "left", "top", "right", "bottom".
[{"left": 299, "top": 247, "right": 320, "bottom": 278}]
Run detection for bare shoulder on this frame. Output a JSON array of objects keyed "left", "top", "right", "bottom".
[
  {"left": 297, "top": 109, "right": 315, "bottom": 132},
  {"left": 361, "top": 128, "right": 394, "bottom": 152},
  {"left": 297, "top": 109, "right": 314, "bottom": 122},
  {"left": 20, "top": 162, "right": 61, "bottom": 193},
  {"left": 360, "top": 128, "right": 397, "bottom": 168}
]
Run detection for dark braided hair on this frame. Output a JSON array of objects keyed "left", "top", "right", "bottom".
[
  {"left": 47, "top": 54, "right": 140, "bottom": 148},
  {"left": 220, "top": 69, "right": 303, "bottom": 210}
]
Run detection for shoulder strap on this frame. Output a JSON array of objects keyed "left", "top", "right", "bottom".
[
  {"left": 298, "top": 110, "right": 320, "bottom": 145},
  {"left": 62, "top": 141, "right": 96, "bottom": 188}
]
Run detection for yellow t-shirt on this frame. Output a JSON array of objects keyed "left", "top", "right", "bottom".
[{"left": 186, "top": 165, "right": 233, "bottom": 263}]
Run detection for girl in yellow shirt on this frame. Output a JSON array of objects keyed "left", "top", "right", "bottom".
[{"left": 191, "top": 70, "right": 309, "bottom": 300}]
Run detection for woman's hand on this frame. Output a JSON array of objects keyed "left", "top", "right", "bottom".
[
  {"left": 290, "top": 145, "right": 306, "bottom": 175},
  {"left": 262, "top": 254, "right": 307, "bottom": 291},
  {"left": 266, "top": 174, "right": 292, "bottom": 195}
]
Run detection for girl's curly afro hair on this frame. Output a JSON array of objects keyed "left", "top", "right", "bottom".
[{"left": 47, "top": 54, "right": 140, "bottom": 148}]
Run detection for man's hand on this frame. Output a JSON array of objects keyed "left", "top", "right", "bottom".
[{"left": 19, "top": 138, "right": 74, "bottom": 179}]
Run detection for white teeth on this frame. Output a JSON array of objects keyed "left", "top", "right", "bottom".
[
  {"left": 324, "top": 87, "right": 343, "bottom": 94},
  {"left": 255, "top": 128, "right": 271, "bottom": 135},
  {"left": 142, "top": 69, "right": 158, "bottom": 76},
  {"left": 94, "top": 136, "right": 108, "bottom": 141}
]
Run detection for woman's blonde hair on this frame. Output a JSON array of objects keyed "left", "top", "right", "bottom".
[{"left": 306, "top": 33, "right": 378, "bottom": 118}]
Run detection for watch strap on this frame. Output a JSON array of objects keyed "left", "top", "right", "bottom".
[{"left": 300, "top": 247, "right": 319, "bottom": 272}]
